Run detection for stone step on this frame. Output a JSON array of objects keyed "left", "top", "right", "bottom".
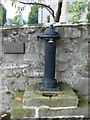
[
  {"left": 11, "top": 89, "right": 89, "bottom": 119},
  {"left": 23, "top": 83, "right": 78, "bottom": 108},
  {"left": 11, "top": 91, "right": 35, "bottom": 119},
  {"left": 38, "top": 92, "right": 89, "bottom": 118}
]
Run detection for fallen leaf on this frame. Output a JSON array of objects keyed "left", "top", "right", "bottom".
[
  {"left": 15, "top": 97, "right": 22, "bottom": 102},
  {"left": 2, "top": 112, "right": 7, "bottom": 118}
]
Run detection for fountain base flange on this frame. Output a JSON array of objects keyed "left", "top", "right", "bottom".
[{"left": 39, "top": 84, "right": 60, "bottom": 91}]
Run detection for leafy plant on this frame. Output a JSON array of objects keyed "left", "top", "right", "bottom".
[
  {"left": 68, "top": 0, "right": 88, "bottom": 22},
  {"left": 28, "top": 5, "right": 38, "bottom": 24},
  {"left": 86, "top": 12, "right": 90, "bottom": 22},
  {"left": 11, "top": 0, "right": 62, "bottom": 23},
  {"left": 0, "top": 11, "right": 3, "bottom": 21},
  {"left": 5, "top": 15, "right": 20, "bottom": 26}
]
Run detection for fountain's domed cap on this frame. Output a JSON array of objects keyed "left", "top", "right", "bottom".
[{"left": 41, "top": 24, "right": 60, "bottom": 40}]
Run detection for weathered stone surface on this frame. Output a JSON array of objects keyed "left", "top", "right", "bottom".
[
  {"left": 11, "top": 91, "right": 35, "bottom": 119},
  {"left": 27, "top": 77, "right": 43, "bottom": 84},
  {"left": 4, "top": 70, "right": 14, "bottom": 77},
  {"left": 2, "top": 63, "right": 30, "bottom": 70},
  {"left": 11, "top": 77, "right": 27, "bottom": 91},
  {"left": 55, "top": 32, "right": 88, "bottom": 97},
  {"left": 2, "top": 91, "right": 14, "bottom": 111},
  {"left": 24, "top": 53, "right": 44, "bottom": 62},
  {"left": 23, "top": 68, "right": 44, "bottom": 78},
  {"left": 0, "top": 92, "right": 2, "bottom": 114},
  {"left": 23, "top": 83, "right": 78, "bottom": 108},
  {"left": 57, "top": 27, "right": 64, "bottom": 38},
  {"left": 3, "top": 54, "right": 20, "bottom": 62},
  {"left": 0, "top": 78, "right": 2, "bottom": 91},
  {"left": 0, "top": 62, "right": 2, "bottom": 114},
  {"left": 4, "top": 77, "right": 27, "bottom": 91},
  {"left": 64, "top": 27, "right": 81, "bottom": 38},
  {"left": 39, "top": 92, "right": 88, "bottom": 118},
  {"left": 11, "top": 86, "right": 89, "bottom": 119}
]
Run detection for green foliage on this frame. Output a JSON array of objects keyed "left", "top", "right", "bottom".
[
  {"left": 28, "top": 5, "right": 38, "bottom": 24},
  {"left": 23, "top": 19, "right": 27, "bottom": 24},
  {"left": 10, "top": 0, "right": 42, "bottom": 25},
  {"left": 0, "top": 3, "right": 6, "bottom": 26},
  {"left": 86, "top": 12, "right": 90, "bottom": 22},
  {"left": 5, "top": 15, "right": 27, "bottom": 26},
  {"left": 5, "top": 15, "right": 20, "bottom": 26},
  {"left": 68, "top": 0, "right": 88, "bottom": 22},
  {"left": 0, "top": 11, "right": 3, "bottom": 21}
]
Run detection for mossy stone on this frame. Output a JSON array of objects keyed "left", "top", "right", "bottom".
[
  {"left": 23, "top": 83, "right": 78, "bottom": 108},
  {"left": 39, "top": 92, "right": 88, "bottom": 118},
  {"left": 11, "top": 91, "right": 35, "bottom": 119}
]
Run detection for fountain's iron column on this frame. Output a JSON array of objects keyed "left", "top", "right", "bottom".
[{"left": 37, "top": 25, "right": 60, "bottom": 91}]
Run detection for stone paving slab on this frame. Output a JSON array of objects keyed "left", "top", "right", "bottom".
[
  {"left": 23, "top": 83, "right": 78, "bottom": 108},
  {"left": 11, "top": 91, "right": 35, "bottom": 119}
]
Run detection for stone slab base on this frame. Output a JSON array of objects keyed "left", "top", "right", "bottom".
[
  {"left": 23, "top": 83, "right": 78, "bottom": 108},
  {"left": 11, "top": 90, "right": 88, "bottom": 119},
  {"left": 11, "top": 83, "right": 89, "bottom": 119},
  {"left": 39, "top": 92, "right": 88, "bottom": 118}
]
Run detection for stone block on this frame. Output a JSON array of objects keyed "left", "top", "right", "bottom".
[
  {"left": 12, "top": 77, "right": 27, "bottom": 91},
  {"left": 64, "top": 27, "right": 81, "bottom": 38},
  {"left": 23, "top": 83, "right": 78, "bottom": 108},
  {"left": 4, "top": 77, "right": 27, "bottom": 91},
  {"left": 23, "top": 68, "right": 44, "bottom": 78},
  {"left": 39, "top": 92, "right": 88, "bottom": 118},
  {"left": 11, "top": 86, "right": 89, "bottom": 119},
  {"left": 27, "top": 77, "right": 43, "bottom": 84},
  {"left": 24, "top": 53, "right": 44, "bottom": 62},
  {"left": 11, "top": 91, "right": 35, "bottom": 119},
  {"left": 0, "top": 79, "right": 2, "bottom": 90},
  {"left": 2, "top": 91, "right": 13, "bottom": 111},
  {"left": 2, "top": 63, "right": 30, "bottom": 70},
  {"left": 0, "top": 92, "right": 2, "bottom": 114}
]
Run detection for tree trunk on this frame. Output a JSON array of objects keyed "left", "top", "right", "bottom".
[
  {"left": 54, "top": 1, "right": 62, "bottom": 22},
  {"left": 13, "top": 0, "right": 63, "bottom": 23}
]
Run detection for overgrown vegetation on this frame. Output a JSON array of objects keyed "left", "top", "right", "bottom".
[
  {"left": 86, "top": 1, "right": 90, "bottom": 22},
  {"left": 5, "top": 15, "right": 20, "bottom": 26},
  {"left": 86, "top": 12, "right": 90, "bottom": 22},
  {"left": 0, "top": 0, "right": 89, "bottom": 26},
  {"left": 28, "top": 5, "right": 38, "bottom": 24},
  {"left": 11, "top": 0, "right": 62, "bottom": 23},
  {"left": 68, "top": 0, "right": 88, "bottom": 22}
]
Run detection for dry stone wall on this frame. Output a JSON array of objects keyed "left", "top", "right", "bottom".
[{"left": 0, "top": 23, "right": 89, "bottom": 113}]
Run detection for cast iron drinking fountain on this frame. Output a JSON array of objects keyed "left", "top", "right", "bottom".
[
  {"left": 11, "top": 25, "right": 84, "bottom": 119},
  {"left": 37, "top": 24, "right": 60, "bottom": 91}
]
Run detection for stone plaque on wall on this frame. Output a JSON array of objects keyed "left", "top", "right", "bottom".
[{"left": 3, "top": 42, "right": 25, "bottom": 54}]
